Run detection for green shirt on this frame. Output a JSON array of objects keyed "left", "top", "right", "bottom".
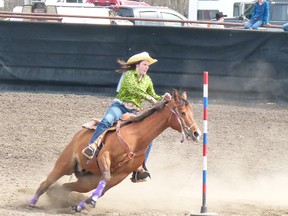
[{"left": 116, "top": 70, "right": 162, "bottom": 108}]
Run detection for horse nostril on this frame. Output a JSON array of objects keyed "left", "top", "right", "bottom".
[{"left": 193, "top": 131, "right": 199, "bottom": 137}]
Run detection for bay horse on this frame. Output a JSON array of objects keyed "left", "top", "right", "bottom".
[{"left": 28, "top": 89, "right": 201, "bottom": 212}]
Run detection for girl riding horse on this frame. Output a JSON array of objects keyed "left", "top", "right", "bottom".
[{"left": 28, "top": 89, "right": 201, "bottom": 213}]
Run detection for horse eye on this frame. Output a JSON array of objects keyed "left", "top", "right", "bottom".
[{"left": 181, "top": 112, "right": 186, "bottom": 116}]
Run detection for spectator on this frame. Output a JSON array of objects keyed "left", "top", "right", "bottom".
[
  {"left": 211, "top": 12, "right": 226, "bottom": 28},
  {"left": 244, "top": 0, "right": 270, "bottom": 30},
  {"left": 283, "top": 23, "right": 288, "bottom": 32}
]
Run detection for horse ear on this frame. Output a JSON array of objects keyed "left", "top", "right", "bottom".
[
  {"left": 173, "top": 89, "right": 179, "bottom": 102},
  {"left": 181, "top": 91, "right": 187, "bottom": 100}
]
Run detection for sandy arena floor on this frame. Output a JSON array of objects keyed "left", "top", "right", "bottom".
[{"left": 0, "top": 84, "right": 288, "bottom": 216}]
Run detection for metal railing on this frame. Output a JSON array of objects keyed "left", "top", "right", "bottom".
[{"left": 0, "top": 11, "right": 283, "bottom": 29}]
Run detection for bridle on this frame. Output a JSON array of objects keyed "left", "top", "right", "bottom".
[{"left": 165, "top": 100, "right": 197, "bottom": 143}]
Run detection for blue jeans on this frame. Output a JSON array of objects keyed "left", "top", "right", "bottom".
[
  {"left": 89, "top": 101, "right": 132, "bottom": 144},
  {"left": 244, "top": 19, "right": 263, "bottom": 30},
  {"left": 89, "top": 101, "right": 152, "bottom": 164},
  {"left": 283, "top": 23, "right": 288, "bottom": 32}
]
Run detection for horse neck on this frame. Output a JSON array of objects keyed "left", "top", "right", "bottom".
[{"left": 127, "top": 107, "right": 171, "bottom": 145}]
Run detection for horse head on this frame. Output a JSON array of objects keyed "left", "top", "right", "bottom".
[{"left": 166, "top": 89, "right": 201, "bottom": 143}]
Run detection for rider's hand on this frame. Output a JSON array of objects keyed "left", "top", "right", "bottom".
[
  {"left": 163, "top": 92, "right": 172, "bottom": 101},
  {"left": 150, "top": 97, "right": 157, "bottom": 104},
  {"left": 147, "top": 95, "right": 157, "bottom": 104}
]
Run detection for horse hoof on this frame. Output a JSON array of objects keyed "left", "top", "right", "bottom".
[
  {"left": 71, "top": 205, "right": 82, "bottom": 213},
  {"left": 28, "top": 196, "right": 39, "bottom": 207},
  {"left": 28, "top": 200, "right": 35, "bottom": 207},
  {"left": 85, "top": 198, "right": 97, "bottom": 209}
]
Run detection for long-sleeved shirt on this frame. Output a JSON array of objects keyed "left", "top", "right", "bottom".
[
  {"left": 252, "top": 0, "right": 270, "bottom": 25},
  {"left": 116, "top": 70, "right": 162, "bottom": 108}
]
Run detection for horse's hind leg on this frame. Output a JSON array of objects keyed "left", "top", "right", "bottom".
[
  {"left": 72, "top": 152, "right": 112, "bottom": 212},
  {"left": 28, "top": 146, "right": 74, "bottom": 206}
]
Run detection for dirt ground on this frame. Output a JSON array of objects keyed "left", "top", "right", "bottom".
[{"left": 0, "top": 83, "right": 288, "bottom": 216}]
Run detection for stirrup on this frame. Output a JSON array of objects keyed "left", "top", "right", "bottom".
[
  {"left": 130, "top": 170, "right": 151, "bottom": 183},
  {"left": 82, "top": 146, "right": 96, "bottom": 160}
]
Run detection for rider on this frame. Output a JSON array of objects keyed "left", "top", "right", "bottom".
[{"left": 82, "top": 51, "right": 171, "bottom": 182}]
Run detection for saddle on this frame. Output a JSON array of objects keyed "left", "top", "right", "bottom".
[
  {"left": 82, "top": 113, "right": 150, "bottom": 183},
  {"left": 81, "top": 113, "right": 136, "bottom": 159},
  {"left": 82, "top": 113, "right": 136, "bottom": 130}
]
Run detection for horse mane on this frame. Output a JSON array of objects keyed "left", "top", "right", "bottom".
[{"left": 120, "top": 100, "right": 168, "bottom": 127}]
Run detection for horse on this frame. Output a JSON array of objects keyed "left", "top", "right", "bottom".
[{"left": 28, "top": 89, "right": 201, "bottom": 212}]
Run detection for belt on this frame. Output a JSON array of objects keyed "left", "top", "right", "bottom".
[{"left": 113, "top": 98, "right": 138, "bottom": 110}]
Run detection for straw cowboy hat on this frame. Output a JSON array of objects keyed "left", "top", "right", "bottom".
[{"left": 127, "top": 52, "right": 158, "bottom": 65}]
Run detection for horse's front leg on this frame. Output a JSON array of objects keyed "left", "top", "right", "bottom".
[{"left": 72, "top": 152, "right": 111, "bottom": 212}]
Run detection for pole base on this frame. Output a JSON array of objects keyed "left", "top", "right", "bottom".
[{"left": 189, "top": 212, "right": 218, "bottom": 216}]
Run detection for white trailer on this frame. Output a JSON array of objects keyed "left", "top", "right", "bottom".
[{"left": 188, "top": 0, "right": 254, "bottom": 20}]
